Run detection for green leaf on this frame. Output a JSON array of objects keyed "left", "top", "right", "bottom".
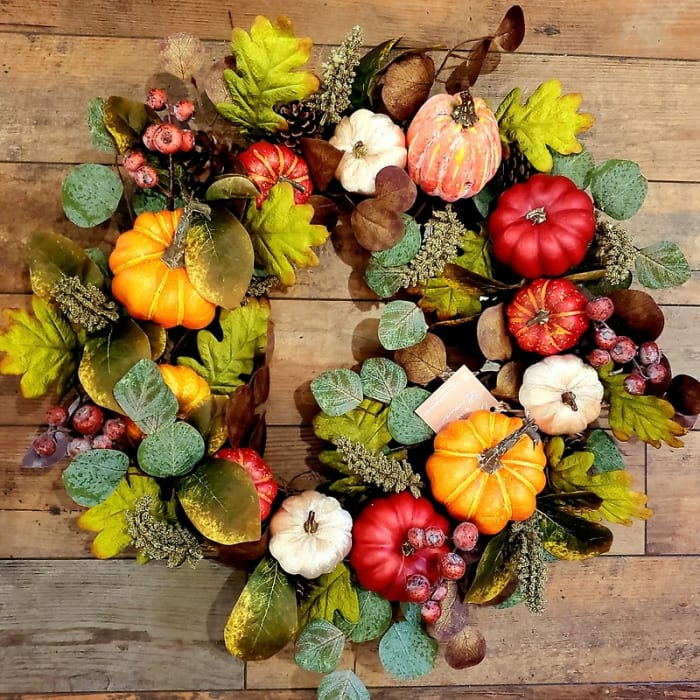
[
  {"left": 360, "top": 357, "right": 407, "bottom": 404},
  {"left": 333, "top": 587, "right": 393, "bottom": 643},
  {"left": 400, "top": 602, "right": 422, "bottom": 627},
  {"left": 418, "top": 272, "right": 482, "bottom": 321},
  {"left": 311, "top": 368, "right": 364, "bottom": 416},
  {"left": 177, "top": 457, "right": 262, "bottom": 545},
  {"left": 635, "top": 241, "right": 691, "bottom": 289},
  {"left": 113, "top": 358, "right": 178, "bottom": 434},
  {"left": 300, "top": 563, "right": 360, "bottom": 628},
  {"left": 466, "top": 529, "right": 516, "bottom": 604},
  {"left": 243, "top": 182, "right": 329, "bottom": 286},
  {"left": 550, "top": 148, "right": 595, "bottom": 189},
  {"left": 378, "top": 300, "right": 428, "bottom": 351},
  {"left": 0, "top": 297, "right": 78, "bottom": 398},
  {"left": 387, "top": 387, "right": 434, "bottom": 445},
  {"left": 294, "top": 619, "right": 345, "bottom": 673},
  {"left": 178, "top": 298, "right": 270, "bottom": 394},
  {"left": 137, "top": 421, "right": 205, "bottom": 478},
  {"left": 205, "top": 174, "right": 260, "bottom": 201},
  {"left": 363, "top": 259, "right": 404, "bottom": 298},
  {"left": 62, "top": 164, "right": 123, "bottom": 228},
  {"left": 102, "top": 96, "right": 155, "bottom": 155},
  {"left": 317, "top": 670, "right": 370, "bottom": 700},
  {"left": 538, "top": 503, "right": 614, "bottom": 559},
  {"left": 86, "top": 97, "right": 117, "bottom": 153},
  {"left": 589, "top": 159, "right": 647, "bottom": 220},
  {"left": 452, "top": 227, "right": 493, "bottom": 279},
  {"left": 585, "top": 429, "right": 625, "bottom": 473},
  {"left": 372, "top": 214, "right": 422, "bottom": 267},
  {"left": 78, "top": 318, "right": 153, "bottom": 413},
  {"left": 132, "top": 188, "right": 181, "bottom": 215},
  {"left": 471, "top": 186, "right": 498, "bottom": 218},
  {"left": 224, "top": 555, "right": 298, "bottom": 660},
  {"left": 217, "top": 15, "right": 319, "bottom": 134},
  {"left": 313, "top": 398, "right": 392, "bottom": 454},
  {"left": 185, "top": 208, "right": 255, "bottom": 309},
  {"left": 62, "top": 449, "right": 129, "bottom": 507},
  {"left": 350, "top": 37, "right": 401, "bottom": 109},
  {"left": 378, "top": 619, "right": 438, "bottom": 680}
]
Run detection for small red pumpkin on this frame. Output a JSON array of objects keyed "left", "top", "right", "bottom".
[
  {"left": 488, "top": 174, "right": 595, "bottom": 278},
  {"left": 406, "top": 90, "right": 501, "bottom": 202},
  {"left": 238, "top": 141, "right": 313, "bottom": 208},
  {"left": 507, "top": 278, "right": 589, "bottom": 356},
  {"left": 215, "top": 447, "right": 278, "bottom": 520},
  {"left": 349, "top": 491, "right": 451, "bottom": 602}
]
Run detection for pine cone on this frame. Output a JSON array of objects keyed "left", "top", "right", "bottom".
[
  {"left": 274, "top": 101, "right": 321, "bottom": 152},
  {"left": 492, "top": 142, "right": 535, "bottom": 194},
  {"left": 183, "top": 130, "right": 237, "bottom": 187}
]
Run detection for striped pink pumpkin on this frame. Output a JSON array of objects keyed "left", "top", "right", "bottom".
[{"left": 406, "top": 91, "right": 502, "bottom": 202}]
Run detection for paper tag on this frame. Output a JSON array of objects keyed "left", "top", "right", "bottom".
[{"left": 415, "top": 365, "right": 499, "bottom": 433}]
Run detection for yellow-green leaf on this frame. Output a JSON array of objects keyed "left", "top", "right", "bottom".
[
  {"left": 465, "top": 530, "right": 516, "bottom": 604},
  {"left": 217, "top": 15, "right": 320, "bottom": 134},
  {"left": 300, "top": 562, "right": 360, "bottom": 629},
  {"left": 417, "top": 272, "right": 482, "bottom": 321},
  {"left": 537, "top": 503, "right": 613, "bottom": 560},
  {"left": 243, "top": 182, "right": 329, "bottom": 286},
  {"left": 496, "top": 79, "right": 595, "bottom": 172},
  {"left": 103, "top": 96, "right": 156, "bottom": 155},
  {"left": 0, "top": 296, "right": 78, "bottom": 398}
]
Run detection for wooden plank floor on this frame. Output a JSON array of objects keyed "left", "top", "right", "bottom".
[{"left": 1, "top": 0, "right": 699, "bottom": 697}]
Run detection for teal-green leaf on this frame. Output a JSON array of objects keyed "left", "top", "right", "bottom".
[
  {"left": 62, "top": 164, "right": 123, "bottom": 227},
  {"left": 364, "top": 259, "right": 404, "bottom": 299},
  {"left": 62, "top": 449, "right": 129, "bottom": 507},
  {"left": 586, "top": 429, "right": 625, "bottom": 473},
  {"left": 333, "top": 587, "right": 393, "bottom": 643},
  {"left": 294, "top": 619, "right": 345, "bottom": 674},
  {"left": 378, "top": 619, "right": 438, "bottom": 680},
  {"left": 317, "top": 670, "right": 370, "bottom": 700},
  {"left": 360, "top": 357, "right": 407, "bottom": 404},
  {"left": 550, "top": 148, "right": 595, "bottom": 189},
  {"left": 387, "top": 387, "right": 434, "bottom": 445},
  {"left": 372, "top": 214, "right": 422, "bottom": 267},
  {"left": 311, "top": 369, "right": 364, "bottom": 416},
  {"left": 113, "top": 358, "right": 178, "bottom": 434},
  {"left": 589, "top": 159, "right": 647, "bottom": 220},
  {"left": 137, "top": 421, "right": 205, "bottom": 478},
  {"left": 635, "top": 241, "right": 691, "bottom": 289},
  {"left": 378, "top": 300, "right": 428, "bottom": 351},
  {"left": 86, "top": 97, "right": 117, "bottom": 153},
  {"left": 471, "top": 186, "right": 497, "bottom": 218}
]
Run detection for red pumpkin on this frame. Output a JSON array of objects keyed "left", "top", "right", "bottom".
[
  {"left": 406, "top": 90, "right": 502, "bottom": 202},
  {"left": 349, "top": 491, "right": 451, "bottom": 602},
  {"left": 238, "top": 141, "right": 313, "bottom": 208},
  {"left": 488, "top": 174, "right": 595, "bottom": 278},
  {"left": 215, "top": 447, "right": 278, "bottom": 520},
  {"left": 507, "top": 278, "right": 589, "bottom": 356}
]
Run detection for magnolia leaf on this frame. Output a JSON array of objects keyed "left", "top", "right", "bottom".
[
  {"left": 300, "top": 562, "right": 360, "bottom": 628},
  {"left": 113, "top": 358, "right": 178, "bottom": 434},
  {"left": 0, "top": 297, "right": 78, "bottom": 398},
  {"left": 160, "top": 32, "right": 205, "bottom": 80},
  {"left": 77, "top": 469, "right": 163, "bottom": 559},
  {"left": 378, "top": 300, "right": 428, "bottom": 351},
  {"left": 185, "top": 208, "right": 255, "bottom": 308},
  {"left": 102, "top": 96, "right": 155, "bottom": 154},
  {"left": 189, "top": 394, "right": 230, "bottom": 455},
  {"left": 378, "top": 619, "right": 438, "bottom": 680},
  {"left": 313, "top": 398, "right": 392, "bottom": 454},
  {"left": 79, "top": 318, "right": 153, "bottom": 413},
  {"left": 387, "top": 387, "right": 434, "bottom": 445},
  {"left": 585, "top": 429, "right": 625, "bottom": 473},
  {"left": 62, "top": 164, "right": 123, "bottom": 228},
  {"left": 217, "top": 15, "right": 319, "bottom": 134},
  {"left": 224, "top": 555, "right": 298, "bottom": 660},
  {"left": 294, "top": 619, "right": 345, "bottom": 674},
  {"left": 317, "top": 670, "right": 370, "bottom": 700},
  {"left": 551, "top": 148, "right": 595, "bottom": 189},
  {"left": 62, "top": 449, "right": 129, "bottom": 507},
  {"left": 372, "top": 214, "right": 422, "bottom": 267},
  {"left": 243, "top": 182, "right": 329, "bottom": 286},
  {"left": 476, "top": 302, "right": 513, "bottom": 361},
  {"left": 205, "top": 175, "right": 260, "bottom": 201},
  {"left": 177, "top": 457, "right": 261, "bottom": 545},
  {"left": 178, "top": 298, "right": 270, "bottom": 394},
  {"left": 311, "top": 368, "right": 364, "bottom": 416},
  {"left": 496, "top": 79, "right": 595, "bottom": 172},
  {"left": 359, "top": 357, "right": 407, "bottom": 403},
  {"left": 364, "top": 259, "right": 404, "bottom": 298},
  {"left": 443, "top": 626, "right": 487, "bottom": 670},
  {"left": 537, "top": 503, "right": 613, "bottom": 559},
  {"left": 138, "top": 321, "right": 168, "bottom": 361},
  {"left": 466, "top": 530, "right": 516, "bottom": 604},
  {"left": 635, "top": 241, "right": 691, "bottom": 289},
  {"left": 137, "top": 421, "right": 205, "bottom": 478},
  {"left": 589, "top": 159, "right": 647, "bottom": 220},
  {"left": 418, "top": 273, "right": 482, "bottom": 321},
  {"left": 350, "top": 37, "right": 402, "bottom": 109},
  {"left": 86, "top": 97, "right": 117, "bottom": 153},
  {"left": 333, "top": 587, "right": 393, "bottom": 643},
  {"left": 393, "top": 333, "right": 447, "bottom": 386}
]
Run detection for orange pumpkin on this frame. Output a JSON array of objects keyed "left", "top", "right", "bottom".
[
  {"left": 426, "top": 410, "right": 546, "bottom": 535},
  {"left": 159, "top": 364, "right": 211, "bottom": 416},
  {"left": 109, "top": 209, "right": 216, "bottom": 329}
]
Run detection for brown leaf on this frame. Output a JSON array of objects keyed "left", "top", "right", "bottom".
[
  {"left": 373, "top": 166, "right": 418, "bottom": 211},
  {"left": 394, "top": 333, "right": 447, "bottom": 385},
  {"left": 445, "top": 38, "right": 491, "bottom": 93},
  {"left": 493, "top": 5, "right": 526, "bottom": 52},
  {"left": 351, "top": 200, "right": 405, "bottom": 251},
  {"left": 443, "top": 626, "right": 487, "bottom": 669},
  {"left": 476, "top": 303, "right": 513, "bottom": 361},
  {"left": 667, "top": 374, "right": 700, "bottom": 416},
  {"left": 201, "top": 59, "right": 233, "bottom": 107},
  {"left": 251, "top": 364, "right": 271, "bottom": 406},
  {"left": 308, "top": 194, "right": 339, "bottom": 231},
  {"left": 246, "top": 412, "right": 267, "bottom": 455},
  {"left": 608, "top": 289, "right": 665, "bottom": 342},
  {"left": 226, "top": 385, "right": 256, "bottom": 448},
  {"left": 381, "top": 53, "right": 435, "bottom": 122},
  {"left": 426, "top": 581, "right": 469, "bottom": 642},
  {"left": 299, "top": 138, "right": 344, "bottom": 191},
  {"left": 493, "top": 360, "right": 524, "bottom": 401},
  {"left": 160, "top": 33, "right": 206, "bottom": 81},
  {"left": 217, "top": 527, "right": 270, "bottom": 571}
]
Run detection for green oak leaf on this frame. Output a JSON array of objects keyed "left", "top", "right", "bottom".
[
  {"left": 452, "top": 226, "right": 493, "bottom": 279},
  {"left": 418, "top": 272, "right": 482, "bottom": 321},
  {"left": 300, "top": 562, "right": 359, "bottom": 629},
  {"left": 294, "top": 619, "right": 345, "bottom": 674}
]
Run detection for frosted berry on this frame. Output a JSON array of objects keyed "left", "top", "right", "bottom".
[
  {"left": 152, "top": 123, "right": 183, "bottom": 155},
  {"left": 122, "top": 150, "right": 147, "bottom": 173},
  {"left": 146, "top": 87, "right": 168, "bottom": 111},
  {"left": 404, "top": 574, "right": 432, "bottom": 604},
  {"left": 424, "top": 525, "right": 447, "bottom": 548},
  {"left": 609, "top": 336, "right": 637, "bottom": 364},
  {"left": 179, "top": 129, "right": 195, "bottom": 152},
  {"left": 103, "top": 417, "right": 127, "bottom": 441},
  {"left": 420, "top": 600, "right": 442, "bottom": 624},
  {"left": 173, "top": 99, "right": 195, "bottom": 122},
  {"left": 142, "top": 123, "right": 161, "bottom": 150},
  {"left": 91, "top": 434, "right": 113, "bottom": 449},
  {"left": 66, "top": 436, "right": 92, "bottom": 457},
  {"left": 431, "top": 583, "right": 449, "bottom": 602},
  {"left": 452, "top": 521, "right": 479, "bottom": 551},
  {"left": 593, "top": 325, "right": 618, "bottom": 351},
  {"left": 623, "top": 372, "right": 647, "bottom": 396},
  {"left": 131, "top": 165, "right": 159, "bottom": 189},
  {"left": 638, "top": 341, "right": 661, "bottom": 366},
  {"left": 406, "top": 527, "right": 426, "bottom": 550},
  {"left": 438, "top": 552, "right": 467, "bottom": 581},
  {"left": 71, "top": 404, "right": 104, "bottom": 436},
  {"left": 46, "top": 405, "right": 69, "bottom": 427},
  {"left": 646, "top": 361, "right": 669, "bottom": 386},
  {"left": 585, "top": 296, "right": 615, "bottom": 322},
  {"left": 588, "top": 348, "right": 612, "bottom": 369},
  {"left": 33, "top": 433, "right": 57, "bottom": 457}
]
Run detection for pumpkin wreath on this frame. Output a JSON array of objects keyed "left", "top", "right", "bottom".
[{"left": 1, "top": 8, "right": 699, "bottom": 697}]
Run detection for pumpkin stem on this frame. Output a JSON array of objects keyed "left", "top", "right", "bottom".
[
  {"left": 352, "top": 140, "right": 368, "bottom": 158},
  {"left": 479, "top": 417, "right": 540, "bottom": 474},
  {"left": 561, "top": 391, "right": 579, "bottom": 411},
  {"left": 525, "top": 206, "right": 547, "bottom": 224},
  {"left": 279, "top": 175, "right": 308, "bottom": 194},
  {"left": 160, "top": 210, "right": 191, "bottom": 269},
  {"left": 453, "top": 90, "right": 478, "bottom": 128},
  {"left": 526, "top": 308, "right": 550, "bottom": 326},
  {"left": 304, "top": 510, "right": 319, "bottom": 534}
]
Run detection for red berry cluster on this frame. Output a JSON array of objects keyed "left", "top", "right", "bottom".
[{"left": 403, "top": 521, "right": 480, "bottom": 623}]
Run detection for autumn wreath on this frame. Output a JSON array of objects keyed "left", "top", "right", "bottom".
[{"left": 1, "top": 8, "right": 698, "bottom": 698}]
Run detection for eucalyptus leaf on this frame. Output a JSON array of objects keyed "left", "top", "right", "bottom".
[
  {"left": 372, "top": 214, "right": 422, "bottom": 267},
  {"left": 137, "top": 421, "right": 205, "bottom": 478},
  {"left": 387, "top": 387, "right": 434, "bottom": 445},
  {"left": 550, "top": 148, "right": 595, "bottom": 189},
  {"left": 635, "top": 241, "right": 691, "bottom": 289},
  {"left": 333, "top": 588, "right": 393, "bottom": 643},
  {"left": 294, "top": 619, "right": 345, "bottom": 673},
  {"left": 86, "top": 97, "right": 117, "bottom": 153},
  {"left": 113, "top": 358, "right": 178, "bottom": 434},
  {"left": 317, "top": 670, "right": 370, "bottom": 700},
  {"left": 586, "top": 429, "right": 625, "bottom": 473},
  {"left": 311, "top": 369, "right": 364, "bottom": 416},
  {"left": 378, "top": 300, "right": 428, "bottom": 351},
  {"left": 62, "top": 449, "right": 129, "bottom": 507},
  {"left": 364, "top": 259, "right": 404, "bottom": 299},
  {"left": 589, "top": 159, "right": 647, "bottom": 220},
  {"left": 360, "top": 357, "right": 407, "bottom": 404},
  {"left": 538, "top": 503, "right": 613, "bottom": 560},
  {"left": 378, "top": 619, "right": 438, "bottom": 680},
  {"left": 62, "top": 164, "right": 123, "bottom": 228}
]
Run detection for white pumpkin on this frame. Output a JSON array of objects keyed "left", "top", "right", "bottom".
[
  {"left": 519, "top": 354, "right": 604, "bottom": 435},
  {"left": 329, "top": 109, "right": 407, "bottom": 195},
  {"left": 268, "top": 490, "right": 353, "bottom": 579}
]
